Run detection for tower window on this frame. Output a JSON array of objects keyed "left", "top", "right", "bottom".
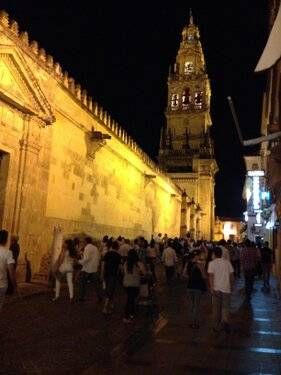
[
  {"left": 188, "top": 34, "right": 194, "bottom": 42},
  {"left": 182, "top": 88, "right": 191, "bottom": 110},
  {"left": 171, "top": 94, "right": 179, "bottom": 110},
  {"left": 194, "top": 91, "right": 203, "bottom": 109},
  {"left": 184, "top": 61, "right": 194, "bottom": 74}
]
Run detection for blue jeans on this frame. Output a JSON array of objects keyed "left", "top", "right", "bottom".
[{"left": 188, "top": 289, "right": 203, "bottom": 324}]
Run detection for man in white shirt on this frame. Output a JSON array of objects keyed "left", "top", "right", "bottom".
[
  {"left": 162, "top": 241, "right": 177, "bottom": 285},
  {"left": 119, "top": 238, "right": 131, "bottom": 261},
  {"left": 208, "top": 246, "right": 234, "bottom": 333},
  {"left": 78, "top": 236, "right": 102, "bottom": 302},
  {"left": 155, "top": 233, "right": 164, "bottom": 255},
  {"left": 0, "top": 230, "right": 16, "bottom": 311}
]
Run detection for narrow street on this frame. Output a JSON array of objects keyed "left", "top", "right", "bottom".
[
  {"left": 1, "top": 270, "right": 281, "bottom": 374},
  {"left": 117, "top": 278, "right": 281, "bottom": 374}
]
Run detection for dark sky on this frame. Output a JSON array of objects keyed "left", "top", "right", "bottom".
[{"left": 2, "top": 1, "right": 269, "bottom": 218}]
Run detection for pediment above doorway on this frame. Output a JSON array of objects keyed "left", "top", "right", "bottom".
[{"left": 0, "top": 47, "right": 55, "bottom": 125}]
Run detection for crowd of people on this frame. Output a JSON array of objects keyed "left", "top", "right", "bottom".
[
  {"left": 37, "top": 233, "right": 276, "bottom": 329},
  {"left": 0, "top": 229, "right": 274, "bottom": 331}
]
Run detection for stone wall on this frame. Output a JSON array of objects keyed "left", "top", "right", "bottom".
[{"left": 0, "top": 11, "right": 182, "bottom": 276}]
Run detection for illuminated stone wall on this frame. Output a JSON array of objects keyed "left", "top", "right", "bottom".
[
  {"left": 170, "top": 160, "right": 216, "bottom": 241},
  {"left": 0, "top": 12, "right": 181, "bottom": 276}
]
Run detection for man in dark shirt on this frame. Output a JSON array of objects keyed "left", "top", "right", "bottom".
[
  {"left": 240, "top": 239, "right": 259, "bottom": 302},
  {"left": 102, "top": 240, "right": 121, "bottom": 314},
  {"left": 260, "top": 241, "right": 273, "bottom": 291},
  {"left": 7, "top": 235, "right": 20, "bottom": 295},
  {"left": 10, "top": 235, "right": 20, "bottom": 268}
]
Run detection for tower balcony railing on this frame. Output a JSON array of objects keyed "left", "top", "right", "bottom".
[
  {"left": 160, "top": 146, "right": 213, "bottom": 158},
  {"left": 159, "top": 148, "right": 195, "bottom": 157},
  {"left": 167, "top": 103, "right": 207, "bottom": 113},
  {"left": 169, "top": 71, "right": 207, "bottom": 81}
]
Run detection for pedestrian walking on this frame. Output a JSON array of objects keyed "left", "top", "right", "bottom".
[
  {"left": 230, "top": 243, "right": 241, "bottom": 278},
  {"left": 119, "top": 238, "right": 132, "bottom": 264},
  {"left": 7, "top": 235, "right": 20, "bottom": 295},
  {"left": 122, "top": 249, "right": 145, "bottom": 323},
  {"left": 9, "top": 235, "right": 20, "bottom": 268},
  {"left": 260, "top": 241, "right": 273, "bottom": 291},
  {"left": 155, "top": 233, "right": 164, "bottom": 256},
  {"left": 102, "top": 240, "right": 122, "bottom": 314},
  {"left": 208, "top": 246, "right": 234, "bottom": 333},
  {"left": 162, "top": 240, "right": 177, "bottom": 285},
  {"left": 78, "top": 237, "right": 102, "bottom": 303},
  {"left": 52, "top": 239, "right": 77, "bottom": 302},
  {"left": 0, "top": 230, "right": 17, "bottom": 311},
  {"left": 184, "top": 250, "right": 207, "bottom": 329},
  {"left": 147, "top": 239, "right": 157, "bottom": 284},
  {"left": 240, "top": 239, "right": 259, "bottom": 302},
  {"left": 136, "top": 237, "right": 147, "bottom": 265},
  {"left": 218, "top": 239, "right": 230, "bottom": 261}
]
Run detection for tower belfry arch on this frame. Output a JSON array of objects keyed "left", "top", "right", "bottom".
[{"left": 158, "top": 12, "right": 218, "bottom": 240}]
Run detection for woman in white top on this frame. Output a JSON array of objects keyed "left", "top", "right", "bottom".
[
  {"left": 123, "top": 249, "right": 145, "bottom": 323},
  {"left": 147, "top": 239, "right": 157, "bottom": 283},
  {"left": 52, "top": 239, "right": 77, "bottom": 302}
]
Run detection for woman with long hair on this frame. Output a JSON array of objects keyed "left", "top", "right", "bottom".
[
  {"left": 123, "top": 249, "right": 145, "bottom": 323},
  {"left": 184, "top": 250, "right": 207, "bottom": 329},
  {"left": 52, "top": 239, "right": 77, "bottom": 302}
]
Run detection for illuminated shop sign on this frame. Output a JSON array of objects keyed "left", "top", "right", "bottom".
[
  {"left": 247, "top": 170, "right": 264, "bottom": 177},
  {"left": 253, "top": 176, "right": 260, "bottom": 210},
  {"left": 261, "top": 191, "right": 270, "bottom": 200}
]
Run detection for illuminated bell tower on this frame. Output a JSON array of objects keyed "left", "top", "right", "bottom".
[{"left": 159, "top": 11, "right": 218, "bottom": 240}]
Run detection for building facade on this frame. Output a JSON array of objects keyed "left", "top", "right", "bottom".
[
  {"left": 258, "top": 0, "right": 281, "bottom": 281},
  {"left": 0, "top": 11, "right": 217, "bottom": 279},
  {"left": 214, "top": 217, "right": 243, "bottom": 243},
  {"left": 158, "top": 13, "right": 218, "bottom": 240}
]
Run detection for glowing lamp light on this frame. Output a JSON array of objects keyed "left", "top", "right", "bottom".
[{"left": 223, "top": 222, "right": 237, "bottom": 240}]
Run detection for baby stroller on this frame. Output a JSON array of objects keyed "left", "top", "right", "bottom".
[{"left": 137, "top": 273, "right": 159, "bottom": 321}]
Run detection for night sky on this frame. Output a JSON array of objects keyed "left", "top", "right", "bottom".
[{"left": 2, "top": 1, "right": 269, "bottom": 218}]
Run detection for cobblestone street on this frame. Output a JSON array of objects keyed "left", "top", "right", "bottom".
[{"left": 1, "top": 272, "right": 281, "bottom": 374}]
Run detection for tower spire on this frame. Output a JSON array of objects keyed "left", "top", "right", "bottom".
[{"left": 189, "top": 8, "right": 194, "bottom": 25}]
